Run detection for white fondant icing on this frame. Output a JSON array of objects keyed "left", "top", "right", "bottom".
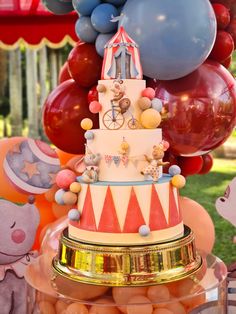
[
  {"left": 69, "top": 223, "right": 184, "bottom": 245},
  {"left": 90, "top": 185, "right": 107, "bottom": 228},
  {"left": 98, "top": 79, "right": 146, "bottom": 130},
  {"left": 87, "top": 129, "right": 163, "bottom": 182},
  {"left": 154, "top": 183, "right": 170, "bottom": 223},
  {"left": 134, "top": 185, "right": 152, "bottom": 226}
]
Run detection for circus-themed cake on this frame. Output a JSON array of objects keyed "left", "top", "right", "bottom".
[{"left": 67, "top": 27, "right": 185, "bottom": 246}]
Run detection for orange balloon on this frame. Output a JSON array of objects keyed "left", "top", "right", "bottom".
[
  {"left": 55, "top": 148, "right": 78, "bottom": 166},
  {"left": 179, "top": 197, "right": 215, "bottom": 254},
  {"left": 0, "top": 137, "right": 29, "bottom": 203},
  {"left": 52, "top": 202, "right": 72, "bottom": 219}
]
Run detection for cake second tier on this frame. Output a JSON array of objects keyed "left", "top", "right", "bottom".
[{"left": 86, "top": 128, "right": 162, "bottom": 182}]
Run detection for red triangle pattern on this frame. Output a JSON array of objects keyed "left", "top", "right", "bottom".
[
  {"left": 149, "top": 185, "right": 168, "bottom": 231},
  {"left": 98, "top": 186, "right": 121, "bottom": 233},
  {"left": 123, "top": 187, "right": 145, "bottom": 233},
  {"left": 168, "top": 185, "right": 180, "bottom": 227},
  {"left": 79, "top": 185, "right": 97, "bottom": 231}
]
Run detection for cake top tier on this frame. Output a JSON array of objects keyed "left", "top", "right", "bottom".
[{"left": 101, "top": 27, "right": 143, "bottom": 81}]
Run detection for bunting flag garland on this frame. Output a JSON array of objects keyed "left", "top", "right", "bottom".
[
  {"left": 104, "top": 154, "right": 145, "bottom": 168},
  {"left": 105, "top": 155, "right": 113, "bottom": 166},
  {"left": 121, "top": 155, "right": 129, "bottom": 167},
  {"left": 113, "top": 156, "right": 121, "bottom": 167}
]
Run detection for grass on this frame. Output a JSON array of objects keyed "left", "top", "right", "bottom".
[{"left": 181, "top": 158, "right": 236, "bottom": 265}]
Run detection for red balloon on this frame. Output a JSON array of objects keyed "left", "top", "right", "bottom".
[
  {"left": 227, "top": 19, "right": 236, "bottom": 47},
  {"left": 148, "top": 60, "right": 236, "bottom": 156},
  {"left": 68, "top": 43, "right": 103, "bottom": 88},
  {"left": 59, "top": 62, "right": 71, "bottom": 84},
  {"left": 198, "top": 154, "right": 214, "bottom": 175},
  {"left": 88, "top": 85, "right": 99, "bottom": 103},
  {"left": 221, "top": 54, "right": 232, "bottom": 68},
  {"left": 212, "top": 4, "right": 230, "bottom": 29},
  {"left": 43, "top": 80, "right": 99, "bottom": 154},
  {"left": 177, "top": 156, "right": 203, "bottom": 177},
  {"left": 210, "top": 0, "right": 234, "bottom": 9},
  {"left": 163, "top": 151, "right": 178, "bottom": 173},
  {"left": 209, "top": 30, "right": 234, "bottom": 62}
]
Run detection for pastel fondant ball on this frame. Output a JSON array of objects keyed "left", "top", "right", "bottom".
[
  {"left": 81, "top": 118, "right": 93, "bottom": 130},
  {"left": 171, "top": 175, "right": 186, "bottom": 189},
  {"left": 97, "top": 84, "right": 106, "bottom": 93},
  {"left": 140, "top": 109, "right": 161, "bottom": 129},
  {"left": 70, "top": 182, "right": 82, "bottom": 193},
  {"left": 68, "top": 209, "right": 81, "bottom": 221},
  {"left": 84, "top": 131, "right": 95, "bottom": 140},
  {"left": 56, "top": 169, "right": 77, "bottom": 189},
  {"left": 89, "top": 101, "right": 102, "bottom": 113},
  {"left": 152, "top": 98, "right": 163, "bottom": 112},
  {"left": 169, "top": 165, "right": 181, "bottom": 176},
  {"left": 138, "top": 97, "right": 152, "bottom": 110},
  {"left": 55, "top": 189, "right": 66, "bottom": 205},
  {"left": 62, "top": 191, "right": 78, "bottom": 205},
  {"left": 141, "top": 87, "right": 155, "bottom": 100},
  {"left": 139, "top": 225, "right": 150, "bottom": 237}
]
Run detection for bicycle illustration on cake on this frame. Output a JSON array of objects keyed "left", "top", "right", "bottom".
[{"left": 102, "top": 80, "right": 139, "bottom": 130}]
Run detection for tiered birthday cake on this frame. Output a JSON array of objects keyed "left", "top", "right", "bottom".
[{"left": 53, "top": 27, "right": 201, "bottom": 286}]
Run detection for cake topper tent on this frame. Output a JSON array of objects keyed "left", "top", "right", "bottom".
[{"left": 101, "top": 27, "right": 143, "bottom": 80}]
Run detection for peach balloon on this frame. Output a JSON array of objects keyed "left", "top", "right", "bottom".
[
  {"left": 164, "top": 301, "right": 186, "bottom": 314},
  {"left": 127, "top": 295, "right": 153, "bottom": 314},
  {"left": 113, "top": 287, "right": 147, "bottom": 313},
  {"left": 179, "top": 197, "right": 215, "bottom": 254},
  {"left": 55, "top": 148, "right": 78, "bottom": 166},
  {"left": 66, "top": 303, "right": 89, "bottom": 314},
  {"left": 55, "top": 300, "right": 68, "bottom": 313},
  {"left": 52, "top": 203, "right": 72, "bottom": 219},
  {"left": 39, "top": 301, "right": 56, "bottom": 314},
  {"left": 153, "top": 309, "right": 174, "bottom": 314},
  {"left": 89, "top": 298, "right": 121, "bottom": 314},
  {"left": 147, "top": 285, "right": 170, "bottom": 303}
]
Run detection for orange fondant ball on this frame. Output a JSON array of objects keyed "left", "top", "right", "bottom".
[
  {"left": 70, "top": 182, "right": 82, "bottom": 193},
  {"left": 81, "top": 118, "right": 93, "bottom": 130},
  {"left": 127, "top": 295, "right": 153, "bottom": 314},
  {"left": 66, "top": 303, "right": 89, "bottom": 314},
  {"left": 140, "top": 109, "right": 161, "bottom": 129},
  {"left": 62, "top": 191, "right": 78, "bottom": 205},
  {"left": 171, "top": 175, "right": 186, "bottom": 189},
  {"left": 39, "top": 301, "right": 56, "bottom": 314},
  {"left": 138, "top": 97, "right": 152, "bottom": 110}
]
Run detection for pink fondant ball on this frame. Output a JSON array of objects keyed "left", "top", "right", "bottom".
[
  {"left": 141, "top": 87, "right": 155, "bottom": 100},
  {"left": 89, "top": 101, "right": 102, "bottom": 114},
  {"left": 55, "top": 169, "right": 77, "bottom": 189},
  {"left": 179, "top": 197, "right": 215, "bottom": 254}
]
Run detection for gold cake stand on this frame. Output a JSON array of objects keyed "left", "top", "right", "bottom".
[{"left": 52, "top": 225, "right": 202, "bottom": 287}]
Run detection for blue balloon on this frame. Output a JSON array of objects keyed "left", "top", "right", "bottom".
[
  {"left": 43, "top": 0, "right": 74, "bottom": 14},
  {"left": 120, "top": 0, "right": 216, "bottom": 80},
  {"left": 91, "top": 4, "right": 118, "bottom": 33},
  {"left": 75, "top": 16, "right": 98, "bottom": 43},
  {"left": 72, "top": 0, "right": 101, "bottom": 16},
  {"left": 103, "top": 0, "right": 126, "bottom": 5},
  {"left": 95, "top": 33, "right": 115, "bottom": 57}
]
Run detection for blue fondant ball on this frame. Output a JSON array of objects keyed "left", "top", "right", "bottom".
[
  {"left": 72, "top": 0, "right": 101, "bottom": 16},
  {"left": 119, "top": 0, "right": 216, "bottom": 80},
  {"left": 75, "top": 16, "right": 98, "bottom": 43},
  {"left": 84, "top": 130, "right": 95, "bottom": 140},
  {"left": 68, "top": 209, "right": 81, "bottom": 221},
  {"left": 55, "top": 189, "right": 66, "bottom": 205},
  {"left": 103, "top": 0, "right": 126, "bottom": 6},
  {"left": 151, "top": 98, "right": 163, "bottom": 112},
  {"left": 95, "top": 33, "right": 115, "bottom": 57},
  {"left": 139, "top": 225, "right": 150, "bottom": 237},
  {"left": 169, "top": 165, "right": 181, "bottom": 176},
  {"left": 91, "top": 4, "right": 118, "bottom": 33}
]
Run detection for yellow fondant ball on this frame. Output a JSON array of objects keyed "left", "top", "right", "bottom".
[
  {"left": 121, "top": 142, "right": 129, "bottom": 150},
  {"left": 62, "top": 191, "right": 78, "bottom": 205},
  {"left": 140, "top": 109, "right": 161, "bottom": 129},
  {"left": 81, "top": 118, "right": 93, "bottom": 130},
  {"left": 171, "top": 175, "right": 186, "bottom": 189},
  {"left": 70, "top": 182, "right": 81, "bottom": 193},
  {"left": 138, "top": 97, "right": 152, "bottom": 110}
]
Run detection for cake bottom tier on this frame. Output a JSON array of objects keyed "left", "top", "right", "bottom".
[{"left": 69, "top": 175, "right": 184, "bottom": 245}]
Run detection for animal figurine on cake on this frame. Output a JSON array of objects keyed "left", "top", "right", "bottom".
[
  {"left": 141, "top": 142, "right": 169, "bottom": 181},
  {"left": 0, "top": 197, "right": 40, "bottom": 314}
]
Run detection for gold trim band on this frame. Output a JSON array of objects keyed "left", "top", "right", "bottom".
[{"left": 52, "top": 226, "right": 202, "bottom": 287}]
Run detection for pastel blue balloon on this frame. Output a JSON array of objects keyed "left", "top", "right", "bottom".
[
  {"left": 151, "top": 98, "right": 163, "bottom": 112},
  {"left": 75, "top": 17, "right": 98, "bottom": 43},
  {"left": 91, "top": 4, "right": 118, "bottom": 33},
  {"left": 43, "top": 0, "right": 74, "bottom": 14},
  {"left": 72, "top": 0, "right": 101, "bottom": 16},
  {"left": 169, "top": 165, "right": 181, "bottom": 176},
  {"left": 55, "top": 189, "right": 65, "bottom": 205},
  {"left": 103, "top": 0, "right": 126, "bottom": 5},
  {"left": 68, "top": 209, "right": 81, "bottom": 221},
  {"left": 120, "top": 0, "right": 216, "bottom": 80},
  {"left": 84, "top": 130, "right": 95, "bottom": 140},
  {"left": 95, "top": 33, "right": 115, "bottom": 57}
]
